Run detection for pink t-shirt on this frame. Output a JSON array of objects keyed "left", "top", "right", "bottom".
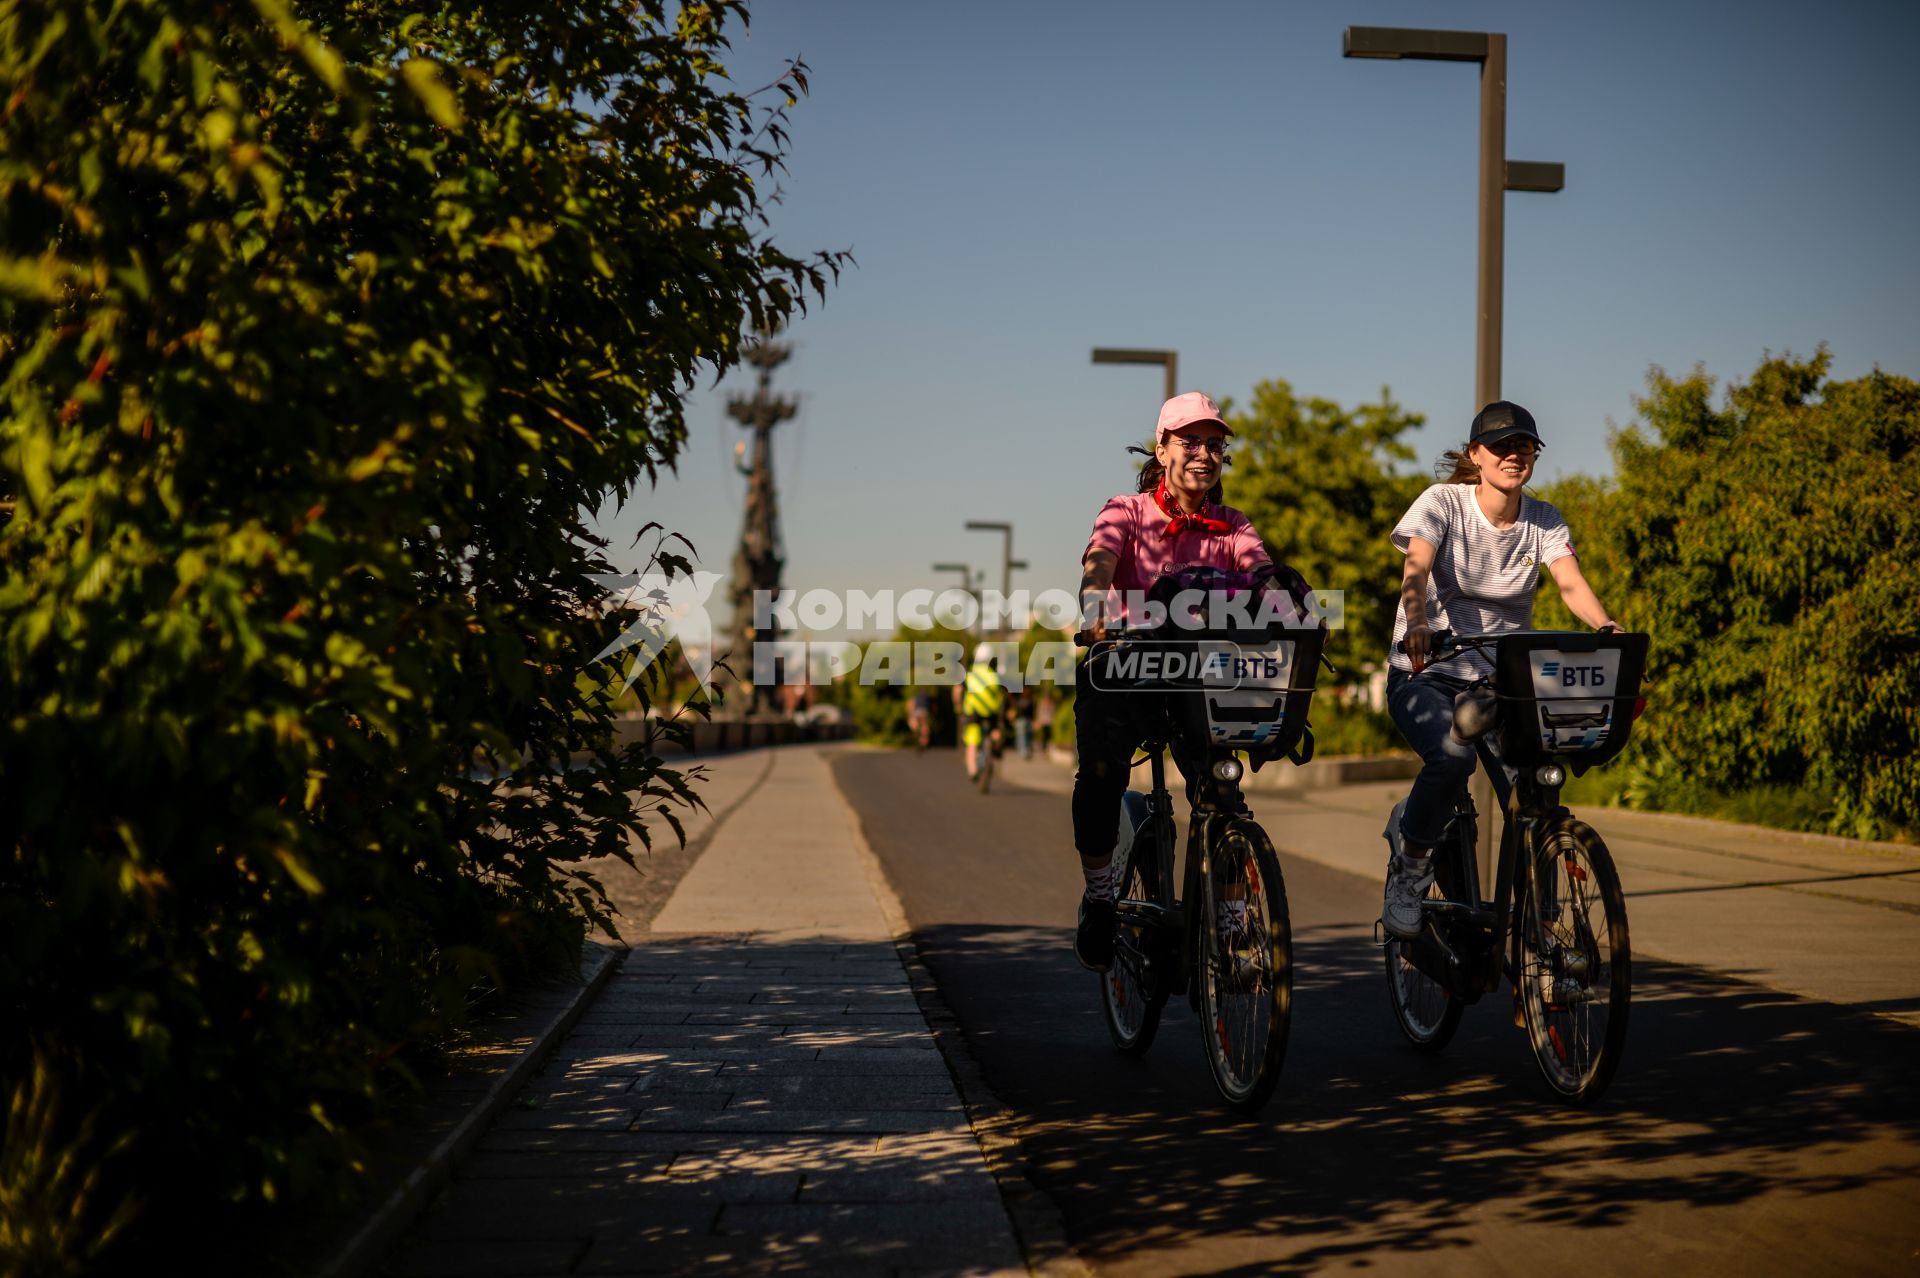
[{"left": 1082, "top": 491, "right": 1272, "bottom": 604}]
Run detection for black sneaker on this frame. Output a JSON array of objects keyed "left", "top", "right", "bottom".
[{"left": 1074, "top": 895, "right": 1117, "bottom": 972}]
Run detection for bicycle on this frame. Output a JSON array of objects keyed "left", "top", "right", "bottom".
[
  {"left": 1081, "top": 619, "right": 1326, "bottom": 1112},
  {"left": 1382, "top": 628, "right": 1647, "bottom": 1105},
  {"left": 974, "top": 715, "right": 1005, "bottom": 794}
]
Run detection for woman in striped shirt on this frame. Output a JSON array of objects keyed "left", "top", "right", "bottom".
[{"left": 1380, "top": 401, "right": 1621, "bottom": 940}]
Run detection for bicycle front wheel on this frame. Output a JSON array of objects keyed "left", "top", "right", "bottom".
[
  {"left": 1198, "top": 819, "right": 1292, "bottom": 1112},
  {"left": 1518, "top": 817, "right": 1630, "bottom": 1104},
  {"left": 1102, "top": 814, "right": 1169, "bottom": 1055}
]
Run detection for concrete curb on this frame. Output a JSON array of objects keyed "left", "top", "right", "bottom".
[
  {"left": 1594, "top": 803, "right": 1920, "bottom": 860},
  {"left": 835, "top": 768, "right": 1095, "bottom": 1278},
  {"left": 313, "top": 939, "right": 623, "bottom": 1278}
]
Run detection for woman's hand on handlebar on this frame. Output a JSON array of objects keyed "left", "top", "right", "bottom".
[
  {"left": 1077, "top": 589, "right": 1110, "bottom": 647},
  {"left": 1402, "top": 621, "right": 1433, "bottom": 673},
  {"left": 1072, "top": 618, "right": 1110, "bottom": 647}
]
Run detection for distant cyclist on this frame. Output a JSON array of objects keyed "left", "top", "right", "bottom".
[
  {"left": 1381, "top": 401, "right": 1622, "bottom": 940},
  {"left": 1011, "top": 688, "right": 1036, "bottom": 761},
  {"left": 955, "top": 642, "right": 1007, "bottom": 783},
  {"left": 1073, "top": 392, "right": 1275, "bottom": 971},
  {"left": 907, "top": 689, "right": 933, "bottom": 751}
]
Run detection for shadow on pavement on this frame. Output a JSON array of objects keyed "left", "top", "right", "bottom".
[
  {"left": 383, "top": 937, "right": 1025, "bottom": 1277},
  {"left": 911, "top": 918, "right": 1920, "bottom": 1274},
  {"left": 831, "top": 747, "right": 1920, "bottom": 1271}
]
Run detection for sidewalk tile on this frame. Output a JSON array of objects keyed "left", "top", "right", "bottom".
[
  {"left": 387, "top": 748, "right": 1022, "bottom": 1278},
  {"left": 380, "top": 1236, "right": 587, "bottom": 1277}
]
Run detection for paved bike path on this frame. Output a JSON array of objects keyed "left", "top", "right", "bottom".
[
  {"left": 385, "top": 745, "right": 1027, "bottom": 1277},
  {"left": 835, "top": 748, "right": 1920, "bottom": 1277},
  {"left": 1000, "top": 758, "right": 1920, "bottom": 1027}
]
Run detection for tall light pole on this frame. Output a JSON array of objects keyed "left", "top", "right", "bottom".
[
  {"left": 1091, "top": 347, "right": 1178, "bottom": 406},
  {"left": 1343, "top": 26, "right": 1564, "bottom": 408},
  {"left": 962, "top": 521, "right": 1028, "bottom": 601},
  {"left": 931, "top": 562, "right": 978, "bottom": 598}
]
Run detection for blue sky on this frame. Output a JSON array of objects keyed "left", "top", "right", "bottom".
[{"left": 597, "top": 0, "right": 1920, "bottom": 634}]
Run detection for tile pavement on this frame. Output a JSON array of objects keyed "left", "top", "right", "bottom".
[{"left": 384, "top": 747, "right": 1026, "bottom": 1277}]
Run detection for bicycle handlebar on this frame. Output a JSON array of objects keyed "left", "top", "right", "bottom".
[
  {"left": 1074, "top": 624, "right": 1327, "bottom": 649},
  {"left": 1394, "top": 626, "right": 1631, "bottom": 665}
]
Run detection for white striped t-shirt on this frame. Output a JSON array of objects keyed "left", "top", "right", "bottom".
[{"left": 1387, "top": 484, "right": 1576, "bottom": 678}]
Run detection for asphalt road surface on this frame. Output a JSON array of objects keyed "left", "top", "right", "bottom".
[{"left": 831, "top": 749, "right": 1920, "bottom": 1276}]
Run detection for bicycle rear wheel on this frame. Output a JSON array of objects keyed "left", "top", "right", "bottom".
[
  {"left": 1383, "top": 838, "right": 1469, "bottom": 1051},
  {"left": 1102, "top": 811, "right": 1169, "bottom": 1055},
  {"left": 1518, "top": 817, "right": 1630, "bottom": 1104},
  {"left": 1198, "top": 819, "right": 1292, "bottom": 1112}
]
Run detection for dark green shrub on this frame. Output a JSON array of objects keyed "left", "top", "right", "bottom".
[
  {"left": 1535, "top": 351, "right": 1919, "bottom": 839},
  {"left": 0, "top": 0, "right": 837, "bottom": 1263},
  {"left": 1303, "top": 699, "right": 1401, "bottom": 757}
]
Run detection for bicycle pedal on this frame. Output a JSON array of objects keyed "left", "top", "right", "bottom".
[{"left": 1371, "top": 918, "right": 1387, "bottom": 946}]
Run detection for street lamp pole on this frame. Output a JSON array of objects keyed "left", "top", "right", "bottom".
[
  {"left": 962, "top": 521, "right": 1026, "bottom": 602},
  {"left": 932, "top": 562, "right": 975, "bottom": 591},
  {"left": 1343, "top": 26, "right": 1564, "bottom": 407},
  {"left": 1091, "top": 347, "right": 1179, "bottom": 405}
]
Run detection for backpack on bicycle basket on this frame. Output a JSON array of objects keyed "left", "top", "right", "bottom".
[{"left": 1141, "top": 563, "right": 1325, "bottom": 769}]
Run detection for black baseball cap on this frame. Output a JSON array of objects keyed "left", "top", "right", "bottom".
[{"left": 1469, "top": 400, "right": 1544, "bottom": 449}]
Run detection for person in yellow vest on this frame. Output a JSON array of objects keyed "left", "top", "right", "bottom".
[{"left": 954, "top": 642, "right": 1007, "bottom": 782}]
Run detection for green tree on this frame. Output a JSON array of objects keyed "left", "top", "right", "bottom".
[
  {"left": 847, "top": 620, "right": 973, "bottom": 746},
  {"left": 0, "top": 0, "right": 838, "bottom": 1260},
  {"left": 1534, "top": 350, "right": 1920, "bottom": 838},
  {"left": 1224, "top": 380, "right": 1426, "bottom": 674}
]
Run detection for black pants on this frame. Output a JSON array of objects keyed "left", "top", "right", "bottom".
[{"left": 1071, "top": 652, "right": 1203, "bottom": 860}]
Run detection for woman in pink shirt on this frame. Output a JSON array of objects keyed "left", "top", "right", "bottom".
[{"left": 1071, "top": 392, "right": 1274, "bottom": 972}]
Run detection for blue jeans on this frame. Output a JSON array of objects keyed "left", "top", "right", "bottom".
[{"left": 1387, "top": 669, "right": 1513, "bottom": 848}]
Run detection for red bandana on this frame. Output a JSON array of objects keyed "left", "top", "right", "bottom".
[{"left": 1154, "top": 481, "right": 1230, "bottom": 538}]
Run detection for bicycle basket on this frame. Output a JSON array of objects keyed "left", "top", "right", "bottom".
[
  {"left": 1184, "top": 623, "right": 1325, "bottom": 764},
  {"left": 1492, "top": 631, "right": 1648, "bottom": 767}
]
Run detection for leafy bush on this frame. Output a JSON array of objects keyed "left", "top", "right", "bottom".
[
  {"left": 1303, "top": 699, "right": 1402, "bottom": 757},
  {"left": 0, "top": 1053, "right": 139, "bottom": 1275},
  {"left": 847, "top": 622, "right": 976, "bottom": 747},
  {"left": 1225, "top": 380, "right": 1426, "bottom": 673},
  {"left": 1535, "top": 350, "right": 1919, "bottom": 840},
  {"left": 0, "top": 0, "right": 836, "bottom": 1264},
  {"left": 852, "top": 679, "right": 913, "bottom": 747}
]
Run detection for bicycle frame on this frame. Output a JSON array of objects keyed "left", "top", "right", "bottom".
[
  {"left": 1384, "top": 629, "right": 1640, "bottom": 1103},
  {"left": 1397, "top": 735, "right": 1574, "bottom": 1003},
  {"left": 1114, "top": 701, "right": 1252, "bottom": 1005}
]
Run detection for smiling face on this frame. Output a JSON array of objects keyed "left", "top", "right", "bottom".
[
  {"left": 1470, "top": 435, "right": 1538, "bottom": 495},
  {"left": 1155, "top": 421, "right": 1228, "bottom": 507}
]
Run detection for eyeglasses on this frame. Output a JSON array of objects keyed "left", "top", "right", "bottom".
[
  {"left": 1167, "top": 436, "right": 1227, "bottom": 457},
  {"left": 1484, "top": 437, "right": 1539, "bottom": 459}
]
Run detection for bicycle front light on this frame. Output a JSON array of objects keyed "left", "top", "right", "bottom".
[
  {"left": 1212, "top": 758, "right": 1244, "bottom": 783},
  {"left": 1535, "top": 764, "right": 1566, "bottom": 787}
]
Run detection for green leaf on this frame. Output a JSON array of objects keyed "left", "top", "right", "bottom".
[{"left": 400, "top": 58, "right": 463, "bottom": 129}]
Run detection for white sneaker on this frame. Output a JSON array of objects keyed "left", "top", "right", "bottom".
[
  {"left": 1383, "top": 853, "right": 1435, "bottom": 940},
  {"left": 1382, "top": 800, "right": 1411, "bottom": 861}
]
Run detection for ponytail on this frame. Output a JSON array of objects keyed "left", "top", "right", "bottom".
[{"left": 1434, "top": 443, "right": 1479, "bottom": 484}]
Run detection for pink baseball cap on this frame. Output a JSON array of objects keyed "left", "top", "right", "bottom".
[{"left": 1155, "top": 391, "right": 1232, "bottom": 444}]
